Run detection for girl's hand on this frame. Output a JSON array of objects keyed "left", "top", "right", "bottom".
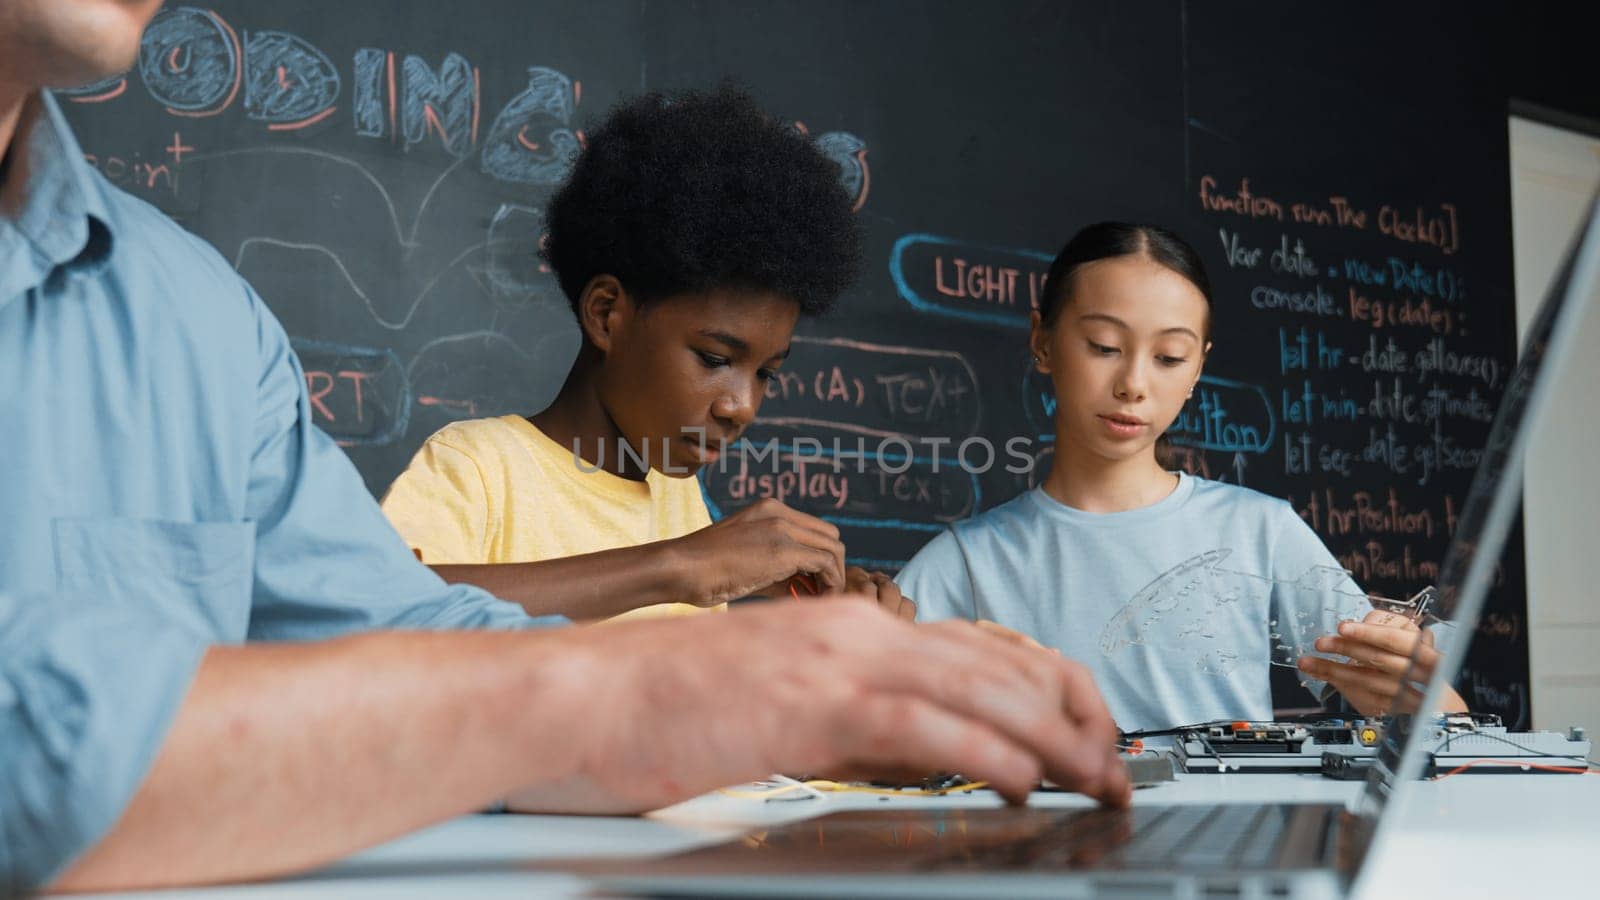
[
  {"left": 1296, "top": 610, "right": 1467, "bottom": 716},
  {"left": 825, "top": 567, "right": 917, "bottom": 620},
  {"left": 784, "top": 566, "right": 915, "bottom": 614}
]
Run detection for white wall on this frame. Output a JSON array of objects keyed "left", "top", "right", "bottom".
[{"left": 1508, "top": 114, "right": 1600, "bottom": 734}]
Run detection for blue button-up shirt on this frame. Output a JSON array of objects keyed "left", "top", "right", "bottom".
[{"left": 0, "top": 93, "right": 550, "bottom": 892}]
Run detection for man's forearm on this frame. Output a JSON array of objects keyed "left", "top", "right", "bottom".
[
  {"left": 430, "top": 540, "right": 695, "bottom": 620},
  {"left": 50, "top": 630, "right": 591, "bottom": 892}
]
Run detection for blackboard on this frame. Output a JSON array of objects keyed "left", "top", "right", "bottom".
[{"left": 62, "top": 0, "right": 1556, "bottom": 725}]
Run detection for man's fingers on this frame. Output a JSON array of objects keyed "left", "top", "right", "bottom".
[
  {"left": 824, "top": 694, "right": 1043, "bottom": 804},
  {"left": 761, "top": 606, "right": 1126, "bottom": 806},
  {"left": 895, "top": 620, "right": 1127, "bottom": 805},
  {"left": 1050, "top": 655, "right": 1130, "bottom": 806},
  {"left": 1053, "top": 657, "right": 1122, "bottom": 748},
  {"left": 935, "top": 621, "right": 1120, "bottom": 755},
  {"left": 974, "top": 620, "right": 1054, "bottom": 653}
]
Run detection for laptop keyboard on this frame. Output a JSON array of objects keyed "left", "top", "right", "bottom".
[{"left": 926, "top": 804, "right": 1288, "bottom": 871}]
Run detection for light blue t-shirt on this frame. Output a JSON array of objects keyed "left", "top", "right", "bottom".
[
  {"left": 897, "top": 473, "right": 1373, "bottom": 733},
  {"left": 0, "top": 93, "right": 556, "bottom": 892}
]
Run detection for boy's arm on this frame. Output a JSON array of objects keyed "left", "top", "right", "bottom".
[
  {"left": 429, "top": 540, "right": 696, "bottom": 620},
  {"left": 430, "top": 498, "right": 854, "bottom": 619},
  {"left": 382, "top": 432, "right": 688, "bottom": 619}
]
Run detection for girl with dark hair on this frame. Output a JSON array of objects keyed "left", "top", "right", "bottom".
[{"left": 896, "top": 222, "right": 1464, "bottom": 730}]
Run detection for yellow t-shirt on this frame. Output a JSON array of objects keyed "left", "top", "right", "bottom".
[{"left": 380, "top": 415, "right": 719, "bottom": 621}]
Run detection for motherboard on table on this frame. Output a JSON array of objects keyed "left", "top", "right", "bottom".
[{"left": 1171, "top": 713, "right": 1592, "bottom": 777}]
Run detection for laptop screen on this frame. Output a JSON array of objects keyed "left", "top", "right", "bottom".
[{"left": 1356, "top": 193, "right": 1600, "bottom": 819}]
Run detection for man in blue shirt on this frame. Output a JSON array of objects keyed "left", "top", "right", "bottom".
[{"left": 0, "top": 1, "right": 1129, "bottom": 893}]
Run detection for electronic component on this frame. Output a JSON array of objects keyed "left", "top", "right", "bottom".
[
  {"left": 1319, "top": 752, "right": 1437, "bottom": 781},
  {"left": 1040, "top": 750, "right": 1177, "bottom": 791},
  {"left": 1123, "top": 751, "right": 1178, "bottom": 787},
  {"left": 1366, "top": 585, "right": 1436, "bottom": 623},
  {"left": 1173, "top": 714, "right": 1593, "bottom": 775}
]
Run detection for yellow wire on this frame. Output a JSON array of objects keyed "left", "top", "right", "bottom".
[{"left": 720, "top": 779, "right": 990, "bottom": 800}]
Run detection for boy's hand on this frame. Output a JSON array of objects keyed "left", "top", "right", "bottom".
[
  {"left": 507, "top": 600, "right": 1131, "bottom": 814},
  {"left": 1296, "top": 610, "right": 1468, "bottom": 716},
  {"left": 670, "top": 499, "right": 847, "bottom": 605}
]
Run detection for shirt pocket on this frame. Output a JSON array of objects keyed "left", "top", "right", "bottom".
[{"left": 52, "top": 518, "right": 256, "bottom": 642}]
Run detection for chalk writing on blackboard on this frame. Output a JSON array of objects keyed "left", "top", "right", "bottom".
[
  {"left": 291, "top": 339, "right": 408, "bottom": 447},
  {"left": 702, "top": 443, "right": 981, "bottom": 529},
  {"left": 756, "top": 336, "right": 982, "bottom": 441},
  {"left": 242, "top": 30, "right": 340, "bottom": 129},
  {"left": 133, "top": 6, "right": 241, "bottom": 117},
  {"left": 890, "top": 233, "right": 1051, "bottom": 327},
  {"left": 808, "top": 129, "right": 870, "bottom": 212},
  {"left": 1199, "top": 175, "right": 1460, "bottom": 255},
  {"left": 62, "top": 7, "right": 586, "bottom": 185}
]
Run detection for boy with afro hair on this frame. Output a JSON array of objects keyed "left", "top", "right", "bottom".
[{"left": 382, "top": 85, "right": 911, "bottom": 621}]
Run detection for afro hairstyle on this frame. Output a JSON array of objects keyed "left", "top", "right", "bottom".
[{"left": 540, "top": 84, "right": 862, "bottom": 318}]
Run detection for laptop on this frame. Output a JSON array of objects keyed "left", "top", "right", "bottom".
[{"left": 564, "top": 194, "right": 1600, "bottom": 899}]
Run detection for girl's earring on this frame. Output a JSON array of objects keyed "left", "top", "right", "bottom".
[{"left": 1187, "top": 386, "right": 1195, "bottom": 398}]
